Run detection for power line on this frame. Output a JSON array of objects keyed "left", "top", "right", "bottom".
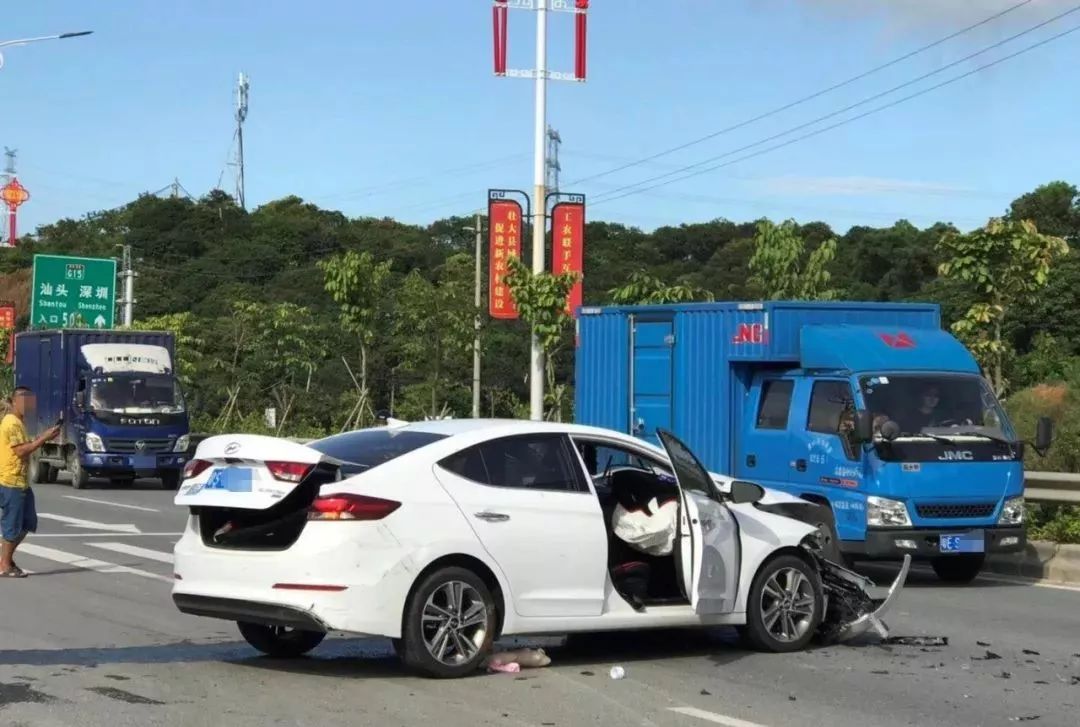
[
  {"left": 566, "top": 0, "right": 1039, "bottom": 188},
  {"left": 589, "top": 3, "right": 1080, "bottom": 204},
  {"left": 590, "top": 21, "right": 1080, "bottom": 208}
]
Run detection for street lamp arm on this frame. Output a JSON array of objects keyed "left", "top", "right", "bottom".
[{"left": 0, "top": 30, "right": 92, "bottom": 70}]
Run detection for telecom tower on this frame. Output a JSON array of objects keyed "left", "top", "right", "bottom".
[
  {"left": 2, "top": 148, "right": 15, "bottom": 186},
  {"left": 234, "top": 72, "right": 250, "bottom": 210},
  {"left": 545, "top": 126, "right": 561, "bottom": 194}
]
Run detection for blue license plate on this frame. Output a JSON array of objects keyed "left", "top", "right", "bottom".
[
  {"left": 939, "top": 532, "right": 984, "bottom": 553},
  {"left": 203, "top": 467, "right": 253, "bottom": 493},
  {"left": 132, "top": 455, "right": 156, "bottom": 470}
]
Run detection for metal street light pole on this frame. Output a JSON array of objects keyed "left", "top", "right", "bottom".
[
  {"left": 528, "top": 0, "right": 548, "bottom": 422},
  {"left": 0, "top": 31, "right": 93, "bottom": 70},
  {"left": 465, "top": 216, "right": 484, "bottom": 419}
]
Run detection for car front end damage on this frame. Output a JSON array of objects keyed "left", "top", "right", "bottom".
[{"left": 808, "top": 544, "right": 911, "bottom": 644}]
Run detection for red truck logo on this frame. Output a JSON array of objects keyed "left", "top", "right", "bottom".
[
  {"left": 879, "top": 332, "right": 916, "bottom": 349},
  {"left": 732, "top": 323, "right": 767, "bottom": 345}
]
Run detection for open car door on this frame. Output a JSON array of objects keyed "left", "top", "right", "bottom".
[{"left": 657, "top": 429, "right": 740, "bottom": 615}]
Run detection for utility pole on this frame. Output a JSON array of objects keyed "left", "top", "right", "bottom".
[
  {"left": 546, "top": 126, "right": 562, "bottom": 194},
  {"left": 119, "top": 244, "right": 136, "bottom": 327},
  {"left": 2, "top": 148, "right": 14, "bottom": 187},
  {"left": 235, "top": 72, "right": 249, "bottom": 210},
  {"left": 473, "top": 213, "right": 483, "bottom": 419},
  {"left": 492, "top": 0, "right": 588, "bottom": 421}
]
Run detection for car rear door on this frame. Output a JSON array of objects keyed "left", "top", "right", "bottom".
[
  {"left": 433, "top": 433, "right": 607, "bottom": 619},
  {"left": 657, "top": 429, "right": 740, "bottom": 615}
]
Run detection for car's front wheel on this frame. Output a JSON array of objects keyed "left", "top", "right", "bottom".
[
  {"left": 237, "top": 622, "right": 326, "bottom": 658},
  {"left": 399, "top": 566, "right": 496, "bottom": 678},
  {"left": 738, "top": 554, "right": 823, "bottom": 653},
  {"left": 931, "top": 554, "right": 985, "bottom": 584}
]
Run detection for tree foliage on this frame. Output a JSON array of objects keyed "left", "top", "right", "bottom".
[
  {"left": 608, "top": 270, "right": 714, "bottom": 305},
  {"left": 748, "top": 219, "right": 837, "bottom": 300}
]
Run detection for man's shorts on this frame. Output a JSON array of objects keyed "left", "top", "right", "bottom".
[{"left": 0, "top": 487, "right": 37, "bottom": 542}]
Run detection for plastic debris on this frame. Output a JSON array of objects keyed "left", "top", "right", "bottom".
[
  {"left": 610, "top": 666, "right": 626, "bottom": 680},
  {"left": 884, "top": 636, "right": 948, "bottom": 647},
  {"left": 488, "top": 662, "right": 521, "bottom": 674},
  {"left": 485, "top": 647, "right": 551, "bottom": 674}
]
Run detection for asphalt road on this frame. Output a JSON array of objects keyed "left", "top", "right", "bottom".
[{"left": 1, "top": 480, "right": 1078, "bottom": 727}]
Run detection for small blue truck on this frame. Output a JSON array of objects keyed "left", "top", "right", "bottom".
[
  {"left": 14, "top": 329, "right": 191, "bottom": 489},
  {"left": 574, "top": 301, "right": 1052, "bottom": 583}
]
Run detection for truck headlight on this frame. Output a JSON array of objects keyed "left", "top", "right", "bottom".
[
  {"left": 173, "top": 435, "right": 190, "bottom": 453},
  {"left": 867, "top": 496, "right": 911, "bottom": 528},
  {"left": 85, "top": 433, "right": 105, "bottom": 453},
  {"left": 998, "top": 496, "right": 1024, "bottom": 525}
]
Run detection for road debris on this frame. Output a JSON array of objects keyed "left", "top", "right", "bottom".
[
  {"left": 974, "top": 650, "right": 1003, "bottom": 661},
  {"left": 977, "top": 641, "right": 992, "bottom": 647},
  {"left": 609, "top": 666, "right": 626, "bottom": 680},
  {"left": 485, "top": 648, "right": 551, "bottom": 674},
  {"left": 1009, "top": 716, "right": 1040, "bottom": 722},
  {"left": 997, "top": 671, "right": 1013, "bottom": 680},
  {"left": 1023, "top": 649, "right": 1041, "bottom": 656},
  {"left": 884, "top": 636, "right": 948, "bottom": 647}
]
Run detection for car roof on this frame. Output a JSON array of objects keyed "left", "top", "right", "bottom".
[{"left": 393, "top": 418, "right": 621, "bottom": 438}]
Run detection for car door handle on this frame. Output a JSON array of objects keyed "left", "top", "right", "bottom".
[
  {"left": 794, "top": 459, "right": 807, "bottom": 472},
  {"left": 474, "top": 511, "right": 510, "bottom": 523}
]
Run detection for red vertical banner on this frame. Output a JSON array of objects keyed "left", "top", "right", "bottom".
[
  {"left": 0, "top": 302, "right": 15, "bottom": 365},
  {"left": 551, "top": 201, "right": 585, "bottom": 316},
  {"left": 493, "top": 0, "right": 508, "bottom": 75},
  {"left": 488, "top": 198, "right": 523, "bottom": 319},
  {"left": 574, "top": 0, "right": 589, "bottom": 81}
]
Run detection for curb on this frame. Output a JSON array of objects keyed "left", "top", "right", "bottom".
[{"left": 985, "top": 541, "right": 1080, "bottom": 585}]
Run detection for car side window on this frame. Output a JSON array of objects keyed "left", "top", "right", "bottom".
[
  {"left": 807, "top": 380, "right": 859, "bottom": 461},
  {"left": 573, "top": 440, "right": 667, "bottom": 478},
  {"left": 440, "top": 435, "right": 587, "bottom": 493},
  {"left": 756, "top": 380, "right": 794, "bottom": 430}
]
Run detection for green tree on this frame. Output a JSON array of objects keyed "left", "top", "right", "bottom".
[
  {"left": 938, "top": 218, "right": 1069, "bottom": 395},
  {"left": 319, "top": 250, "right": 393, "bottom": 405},
  {"left": 748, "top": 219, "right": 837, "bottom": 300},
  {"left": 503, "top": 256, "right": 578, "bottom": 421},
  {"left": 608, "top": 270, "right": 714, "bottom": 305}
]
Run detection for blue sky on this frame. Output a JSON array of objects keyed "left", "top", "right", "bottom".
[{"left": 3, "top": 0, "right": 1079, "bottom": 236}]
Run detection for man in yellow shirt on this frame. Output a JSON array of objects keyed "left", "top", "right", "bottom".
[{"left": 0, "top": 387, "right": 60, "bottom": 578}]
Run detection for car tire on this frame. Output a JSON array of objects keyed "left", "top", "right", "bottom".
[
  {"left": 739, "top": 554, "right": 824, "bottom": 653},
  {"left": 399, "top": 566, "right": 497, "bottom": 679},
  {"left": 236, "top": 622, "right": 326, "bottom": 658},
  {"left": 931, "top": 554, "right": 985, "bottom": 584}
]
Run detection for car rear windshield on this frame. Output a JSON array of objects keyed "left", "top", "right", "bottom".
[{"left": 308, "top": 430, "right": 448, "bottom": 474}]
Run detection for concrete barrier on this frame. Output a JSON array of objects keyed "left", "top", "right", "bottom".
[{"left": 985, "top": 541, "right": 1080, "bottom": 585}]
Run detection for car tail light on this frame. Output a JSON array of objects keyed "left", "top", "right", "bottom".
[
  {"left": 266, "top": 461, "right": 314, "bottom": 483},
  {"left": 308, "top": 493, "right": 401, "bottom": 521},
  {"left": 183, "top": 459, "right": 212, "bottom": 480}
]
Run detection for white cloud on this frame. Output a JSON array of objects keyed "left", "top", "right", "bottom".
[{"left": 759, "top": 175, "right": 973, "bottom": 197}]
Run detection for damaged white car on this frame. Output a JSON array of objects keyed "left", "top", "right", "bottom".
[{"left": 171, "top": 420, "right": 909, "bottom": 678}]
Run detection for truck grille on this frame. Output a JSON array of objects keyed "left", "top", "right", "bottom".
[
  {"left": 107, "top": 438, "right": 173, "bottom": 454},
  {"left": 915, "top": 502, "right": 996, "bottom": 519}
]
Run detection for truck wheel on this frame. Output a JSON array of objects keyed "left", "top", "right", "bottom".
[
  {"left": 160, "top": 471, "right": 182, "bottom": 490},
  {"left": 46, "top": 465, "right": 59, "bottom": 483},
  {"left": 67, "top": 454, "right": 90, "bottom": 490},
  {"left": 931, "top": 554, "right": 985, "bottom": 584},
  {"left": 738, "top": 554, "right": 823, "bottom": 653},
  {"left": 237, "top": 622, "right": 325, "bottom": 658},
  {"left": 29, "top": 455, "right": 51, "bottom": 486}
]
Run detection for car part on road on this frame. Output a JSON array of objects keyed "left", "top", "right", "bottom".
[
  {"left": 399, "top": 566, "right": 496, "bottom": 679},
  {"left": 236, "top": 622, "right": 326, "bottom": 658},
  {"left": 813, "top": 551, "right": 911, "bottom": 644},
  {"left": 931, "top": 554, "right": 985, "bottom": 583},
  {"left": 883, "top": 635, "right": 949, "bottom": 647}
]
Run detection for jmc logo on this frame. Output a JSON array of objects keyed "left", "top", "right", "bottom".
[
  {"left": 732, "top": 323, "right": 768, "bottom": 345},
  {"left": 938, "top": 451, "right": 974, "bottom": 461}
]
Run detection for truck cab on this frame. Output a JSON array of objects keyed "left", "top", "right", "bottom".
[
  {"left": 15, "top": 330, "right": 191, "bottom": 489},
  {"left": 574, "top": 302, "right": 1053, "bottom": 584}
]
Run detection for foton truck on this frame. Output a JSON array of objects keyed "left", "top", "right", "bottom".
[
  {"left": 574, "top": 301, "right": 1053, "bottom": 583},
  {"left": 14, "top": 330, "right": 191, "bottom": 489}
]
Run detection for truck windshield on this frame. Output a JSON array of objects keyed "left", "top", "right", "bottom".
[
  {"left": 858, "top": 374, "right": 1010, "bottom": 440},
  {"left": 90, "top": 374, "right": 185, "bottom": 414}
]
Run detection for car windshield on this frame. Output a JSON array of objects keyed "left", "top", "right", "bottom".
[
  {"left": 309, "top": 429, "right": 448, "bottom": 474},
  {"left": 90, "top": 374, "right": 185, "bottom": 414},
  {"left": 858, "top": 374, "right": 1011, "bottom": 440}
]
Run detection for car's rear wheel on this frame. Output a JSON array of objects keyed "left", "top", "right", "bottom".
[
  {"left": 931, "top": 554, "right": 985, "bottom": 584},
  {"left": 738, "top": 554, "right": 823, "bottom": 653},
  {"left": 399, "top": 566, "right": 496, "bottom": 678},
  {"left": 237, "top": 622, "right": 326, "bottom": 658}
]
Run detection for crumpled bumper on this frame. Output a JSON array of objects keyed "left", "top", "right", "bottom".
[{"left": 811, "top": 550, "right": 912, "bottom": 643}]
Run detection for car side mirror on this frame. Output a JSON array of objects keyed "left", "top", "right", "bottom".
[
  {"left": 730, "top": 480, "right": 766, "bottom": 505},
  {"left": 854, "top": 410, "right": 874, "bottom": 442},
  {"left": 1034, "top": 416, "right": 1054, "bottom": 456}
]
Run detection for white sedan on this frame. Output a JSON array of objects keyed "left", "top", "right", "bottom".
[{"left": 172, "top": 419, "right": 909, "bottom": 678}]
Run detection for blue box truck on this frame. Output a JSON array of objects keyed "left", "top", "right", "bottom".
[
  {"left": 574, "top": 301, "right": 1053, "bottom": 583},
  {"left": 14, "top": 329, "right": 191, "bottom": 489}
]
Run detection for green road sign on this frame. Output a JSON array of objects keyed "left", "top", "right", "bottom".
[{"left": 30, "top": 254, "right": 117, "bottom": 330}]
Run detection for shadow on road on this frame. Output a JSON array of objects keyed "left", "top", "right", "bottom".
[{"left": 852, "top": 561, "right": 1029, "bottom": 589}]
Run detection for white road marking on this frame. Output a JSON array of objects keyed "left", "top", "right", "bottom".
[
  {"left": 63, "top": 495, "right": 160, "bottom": 513},
  {"left": 88, "top": 541, "right": 174, "bottom": 563},
  {"left": 18, "top": 543, "right": 172, "bottom": 583},
  {"left": 38, "top": 513, "right": 142, "bottom": 534},
  {"left": 670, "top": 707, "right": 771, "bottom": 727},
  {"left": 30, "top": 532, "right": 183, "bottom": 538}
]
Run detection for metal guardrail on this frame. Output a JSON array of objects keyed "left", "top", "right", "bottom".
[
  {"left": 187, "top": 435, "right": 1079, "bottom": 505},
  {"left": 1024, "top": 472, "right": 1080, "bottom": 504}
]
